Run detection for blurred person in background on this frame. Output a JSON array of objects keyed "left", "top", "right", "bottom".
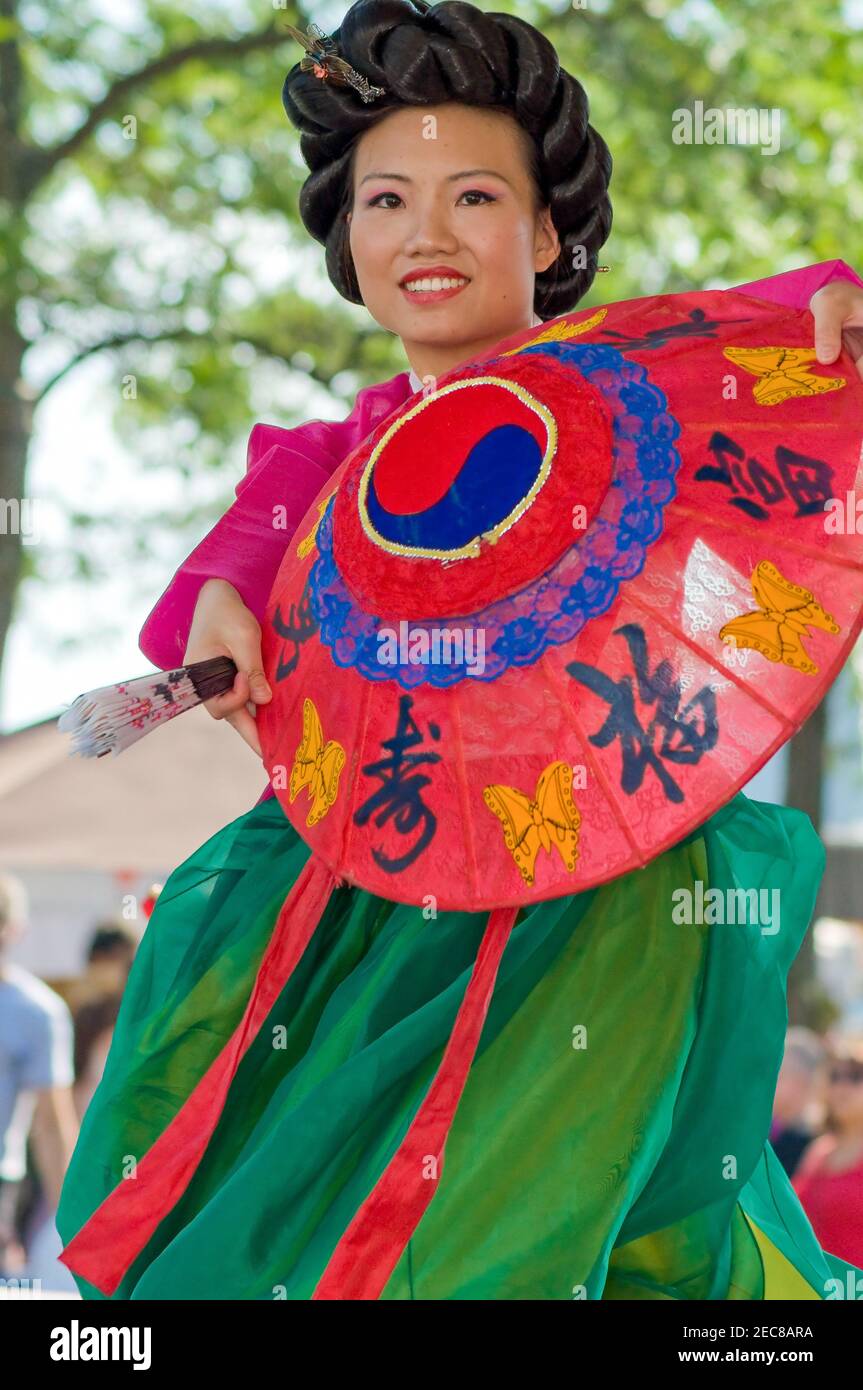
[
  {"left": 793, "top": 1042, "right": 863, "bottom": 1269},
  {"left": 65, "top": 921, "right": 138, "bottom": 1013},
  {"left": 770, "top": 1027, "right": 829, "bottom": 1178},
  {"left": 17, "top": 990, "right": 124, "bottom": 1292},
  {"left": 72, "top": 994, "right": 122, "bottom": 1119},
  {"left": 0, "top": 873, "right": 79, "bottom": 1276}
]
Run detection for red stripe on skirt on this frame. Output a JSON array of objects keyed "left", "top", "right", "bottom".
[
  {"left": 59, "top": 856, "right": 337, "bottom": 1295},
  {"left": 313, "top": 905, "right": 519, "bottom": 1300}
]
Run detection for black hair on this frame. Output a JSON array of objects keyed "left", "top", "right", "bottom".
[
  {"left": 86, "top": 923, "right": 138, "bottom": 963},
  {"left": 282, "top": 0, "right": 612, "bottom": 320}
]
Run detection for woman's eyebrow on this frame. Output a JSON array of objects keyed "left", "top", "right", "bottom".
[{"left": 359, "top": 168, "right": 513, "bottom": 186}]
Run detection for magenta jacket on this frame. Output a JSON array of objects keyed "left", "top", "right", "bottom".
[
  {"left": 139, "top": 259, "right": 863, "bottom": 798},
  {"left": 138, "top": 370, "right": 418, "bottom": 671}
]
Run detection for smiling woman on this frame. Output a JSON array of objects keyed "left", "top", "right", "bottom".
[
  {"left": 345, "top": 106, "right": 562, "bottom": 380},
  {"left": 283, "top": 0, "right": 612, "bottom": 342}
]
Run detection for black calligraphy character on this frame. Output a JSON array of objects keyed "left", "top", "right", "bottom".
[
  {"left": 695, "top": 431, "right": 777, "bottom": 520},
  {"left": 596, "top": 309, "right": 754, "bottom": 352},
  {"left": 354, "top": 695, "right": 441, "bottom": 873},
  {"left": 566, "top": 624, "right": 719, "bottom": 804},
  {"left": 273, "top": 586, "right": 318, "bottom": 681},
  {"left": 695, "top": 430, "right": 834, "bottom": 521},
  {"left": 745, "top": 455, "right": 786, "bottom": 510},
  {"left": 775, "top": 445, "right": 834, "bottom": 517}
]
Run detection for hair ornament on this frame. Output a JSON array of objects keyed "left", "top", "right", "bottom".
[{"left": 283, "top": 20, "right": 387, "bottom": 104}]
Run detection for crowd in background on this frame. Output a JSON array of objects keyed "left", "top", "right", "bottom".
[
  {"left": 1, "top": 868, "right": 862, "bottom": 1293},
  {"left": 0, "top": 872, "right": 138, "bottom": 1291},
  {"left": 772, "top": 1026, "right": 863, "bottom": 1268}
]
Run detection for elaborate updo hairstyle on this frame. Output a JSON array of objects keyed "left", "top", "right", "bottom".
[{"left": 282, "top": 0, "right": 612, "bottom": 320}]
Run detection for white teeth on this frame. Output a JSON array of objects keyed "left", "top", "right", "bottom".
[{"left": 403, "top": 276, "right": 469, "bottom": 292}]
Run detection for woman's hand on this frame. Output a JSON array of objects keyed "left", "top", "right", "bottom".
[
  {"left": 810, "top": 281, "right": 863, "bottom": 379},
  {"left": 184, "top": 578, "right": 272, "bottom": 757}
]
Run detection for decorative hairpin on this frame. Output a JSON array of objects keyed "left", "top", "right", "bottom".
[{"left": 284, "top": 21, "right": 386, "bottom": 104}]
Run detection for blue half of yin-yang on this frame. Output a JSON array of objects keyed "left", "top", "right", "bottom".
[{"left": 365, "top": 423, "right": 544, "bottom": 551}]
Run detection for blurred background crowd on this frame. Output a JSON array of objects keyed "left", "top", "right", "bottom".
[{"left": 0, "top": 871, "right": 142, "bottom": 1293}]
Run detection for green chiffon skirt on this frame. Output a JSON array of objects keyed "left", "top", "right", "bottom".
[{"left": 56, "top": 789, "right": 860, "bottom": 1300}]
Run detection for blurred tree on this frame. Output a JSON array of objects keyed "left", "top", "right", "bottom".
[{"left": 0, "top": 0, "right": 401, "bottom": 676}]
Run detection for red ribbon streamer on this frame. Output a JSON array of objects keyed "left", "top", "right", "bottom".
[
  {"left": 313, "top": 904, "right": 519, "bottom": 1299},
  {"left": 60, "top": 856, "right": 336, "bottom": 1295}
]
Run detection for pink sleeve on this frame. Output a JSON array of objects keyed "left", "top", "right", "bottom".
[
  {"left": 138, "top": 373, "right": 412, "bottom": 669},
  {"left": 733, "top": 257, "right": 863, "bottom": 309}
]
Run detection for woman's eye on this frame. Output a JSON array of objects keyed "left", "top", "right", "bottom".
[
  {"left": 458, "top": 189, "right": 496, "bottom": 205},
  {"left": 366, "top": 189, "right": 497, "bottom": 208}
]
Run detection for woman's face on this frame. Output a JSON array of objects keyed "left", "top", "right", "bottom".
[
  {"left": 827, "top": 1059, "right": 863, "bottom": 1128},
  {"left": 347, "top": 103, "right": 560, "bottom": 383}
]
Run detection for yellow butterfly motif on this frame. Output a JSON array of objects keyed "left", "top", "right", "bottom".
[
  {"left": 483, "top": 761, "right": 581, "bottom": 887},
  {"left": 501, "top": 307, "right": 609, "bottom": 357},
  {"left": 290, "top": 697, "right": 346, "bottom": 826},
  {"left": 719, "top": 561, "right": 840, "bottom": 675},
  {"left": 722, "top": 346, "right": 846, "bottom": 406},
  {"left": 296, "top": 494, "right": 335, "bottom": 559}
]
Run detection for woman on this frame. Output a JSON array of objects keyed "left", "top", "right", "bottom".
[
  {"left": 793, "top": 1047, "right": 863, "bottom": 1272},
  {"left": 57, "top": 0, "right": 863, "bottom": 1299}
]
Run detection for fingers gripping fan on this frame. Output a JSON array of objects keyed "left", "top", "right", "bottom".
[{"left": 259, "top": 289, "right": 863, "bottom": 912}]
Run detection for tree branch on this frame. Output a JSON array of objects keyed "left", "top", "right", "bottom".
[
  {"left": 31, "top": 320, "right": 372, "bottom": 405},
  {"left": 31, "top": 325, "right": 275, "bottom": 402},
  {"left": 20, "top": 16, "right": 308, "bottom": 196}
]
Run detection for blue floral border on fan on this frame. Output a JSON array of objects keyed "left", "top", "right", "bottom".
[{"left": 308, "top": 342, "right": 682, "bottom": 688}]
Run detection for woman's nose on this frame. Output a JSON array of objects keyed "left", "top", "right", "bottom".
[{"left": 403, "top": 202, "right": 459, "bottom": 256}]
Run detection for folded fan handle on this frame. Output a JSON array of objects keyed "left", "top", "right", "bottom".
[{"left": 186, "top": 655, "right": 239, "bottom": 701}]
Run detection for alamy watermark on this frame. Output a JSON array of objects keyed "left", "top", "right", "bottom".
[
  {"left": 0, "top": 1276, "right": 42, "bottom": 1296},
  {"left": 672, "top": 881, "right": 780, "bottom": 935},
  {"left": 49, "top": 1320, "right": 151, "bottom": 1369},
  {"left": 823, "top": 491, "right": 863, "bottom": 534},
  {"left": 0, "top": 497, "right": 40, "bottom": 545},
  {"left": 672, "top": 100, "right": 782, "bottom": 156},
  {"left": 377, "top": 620, "right": 486, "bottom": 674}
]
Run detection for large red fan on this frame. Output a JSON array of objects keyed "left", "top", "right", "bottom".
[{"left": 258, "top": 286, "right": 863, "bottom": 910}]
